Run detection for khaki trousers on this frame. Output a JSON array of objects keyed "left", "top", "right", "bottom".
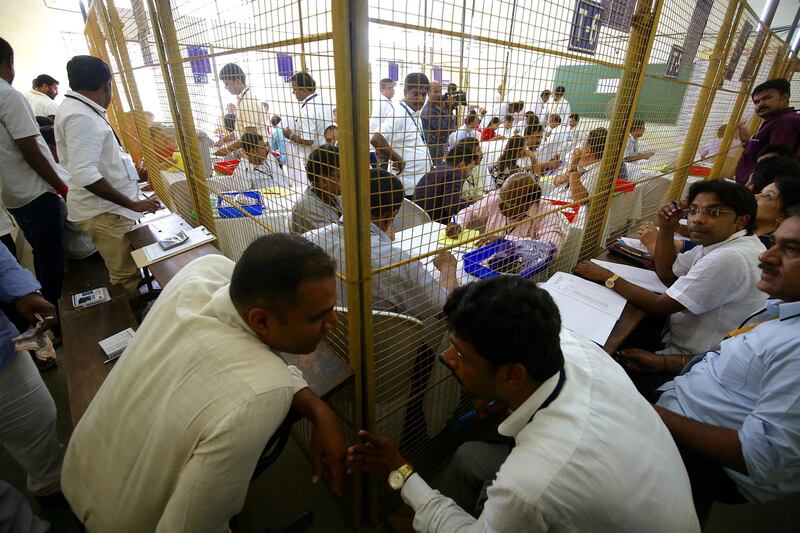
[{"left": 76, "top": 213, "right": 140, "bottom": 298}]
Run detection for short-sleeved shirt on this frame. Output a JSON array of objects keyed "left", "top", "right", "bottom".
[
  {"left": 663, "top": 230, "right": 767, "bottom": 354},
  {"left": 369, "top": 96, "right": 395, "bottom": 134},
  {"left": 735, "top": 107, "right": 800, "bottom": 184},
  {"left": 296, "top": 92, "right": 332, "bottom": 149},
  {"left": 26, "top": 89, "right": 59, "bottom": 117},
  {"left": 412, "top": 162, "right": 469, "bottom": 223},
  {"left": 0, "top": 78, "right": 58, "bottom": 208},
  {"left": 624, "top": 134, "right": 652, "bottom": 158},
  {"left": 446, "top": 125, "right": 477, "bottom": 153},
  {"left": 0, "top": 244, "right": 41, "bottom": 371},
  {"left": 291, "top": 187, "right": 342, "bottom": 234},
  {"left": 380, "top": 101, "right": 432, "bottom": 196},
  {"left": 657, "top": 299, "right": 800, "bottom": 502},
  {"left": 236, "top": 87, "right": 268, "bottom": 134}
]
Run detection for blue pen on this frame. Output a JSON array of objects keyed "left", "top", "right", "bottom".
[{"left": 459, "top": 400, "right": 498, "bottom": 423}]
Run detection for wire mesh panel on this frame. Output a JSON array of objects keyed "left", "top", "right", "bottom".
[{"left": 84, "top": 0, "right": 793, "bottom": 526}]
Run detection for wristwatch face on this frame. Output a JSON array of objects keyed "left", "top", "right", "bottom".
[
  {"left": 605, "top": 277, "right": 616, "bottom": 288},
  {"left": 388, "top": 470, "right": 406, "bottom": 490}
]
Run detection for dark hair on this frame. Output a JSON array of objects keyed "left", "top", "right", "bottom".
[
  {"left": 524, "top": 111, "right": 538, "bottom": 126},
  {"left": 757, "top": 143, "right": 793, "bottom": 160},
  {"left": 271, "top": 115, "right": 282, "bottom": 127},
  {"left": 403, "top": 72, "right": 430, "bottom": 91},
  {"left": 510, "top": 101, "right": 525, "bottom": 113},
  {"left": 223, "top": 113, "right": 236, "bottom": 133},
  {"left": 240, "top": 132, "right": 264, "bottom": 154},
  {"left": 446, "top": 139, "right": 478, "bottom": 166},
  {"left": 489, "top": 116, "right": 501, "bottom": 125},
  {"left": 787, "top": 204, "right": 800, "bottom": 217},
  {"left": 752, "top": 78, "right": 790, "bottom": 98},
  {"left": 35, "top": 116, "right": 54, "bottom": 127},
  {"left": 631, "top": 118, "right": 645, "bottom": 130},
  {"left": 0, "top": 38, "right": 12, "bottom": 66},
  {"left": 569, "top": 113, "right": 580, "bottom": 121},
  {"left": 524, "top": 123, "right": 544, "bottom": 137},
  {"left": 497, "top": 136, "right": 526, "bottom": 171},
  {"left": 771, "top": 175, "right": 800, "bottom": 218},
  {"left": 503, "top": 113, "right": 514, "bottom": 122},
  {"left": 548, "top": 114, "right": 562, "bottom": 124},
  {"left": 39, "top": 125, "right": 55, "bottom": 146},
  {"left": 370, "top": 168, "right": 404, "bottom": 219},
  {"left": 379, "top": 78, "right": 395, "bottom": 90},
  {"left": 444, "top": 276, "right": 564, "bottom": 381},
  {"left": 447, "top": 82, "right": 457, "bottom": 91},
  {"left": 586, "top": 127, "right": 607, "bottom": 158},
  {"left": 465, "top": 113, "right": 479, "bottom": 126},
  {"left": 290, "top": 71, "right": 317, "bottom": 91},
  {"left": 752, "top": 156, "right": 800, "bottom": 193},
  {"left": 230, "top": 234, "right": 336, "bottom": 317},
  {"left": 219, "top": 63, "right": 246, "bottom": 84},
  {"left": 66, "top": 55, "right": 111, "bottom": 91},
  {"left": 306, "top": 144, "right": 339, "bottom": 184},
  {"left": 32, "top": 74, "right": 58, "bottom": 88},
  {"left": 686, "top": 180, "right": 757, "bottom": 234},
  {"left": 540, "top": 89, "right": 551, "bottom": 97},
  {"left": 554, "top": 86, "right": 566, "bottom": 94},
  {"left": 324, "top": 124, "right": 338, "bottom": 135}
]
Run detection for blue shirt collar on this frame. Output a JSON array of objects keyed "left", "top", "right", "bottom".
[{"left": 766, "top": 298, "right": 800, "bottom": 320}]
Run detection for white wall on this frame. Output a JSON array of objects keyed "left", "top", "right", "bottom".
[{"left": 0, "top": 0, "right": 87, "bottom": 102}]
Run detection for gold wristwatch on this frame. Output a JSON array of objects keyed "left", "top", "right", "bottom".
[
  {"left": 388, "top": 463, "right": 415, "bottom": 491},
  {"left": 605, "top": 274, "right": 620, "bottom": 289}
]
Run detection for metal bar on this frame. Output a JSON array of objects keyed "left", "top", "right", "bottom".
[
  {"left": 369, "top": 17, "right": 624, "bottom": 70},
  {"left": 332, "top": 0, "right": 371, "bottom": 526},
  {"left": 149, "top": 0, "right": 217, "bottom": 235},
  {"left": 577, "top": 0, "right": 665, "bottom": 260},
  {"left": 665, "top": 0, "right": 744, "bottom": 201},
  {"left": 297, "top": 0, "right": 308, "bottom": 72},
  {"left": 208, "top": 45, "right": 226, "bottom": 118}
]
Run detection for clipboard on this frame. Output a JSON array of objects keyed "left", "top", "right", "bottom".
[{"left": 131, "top": 226, "right": 216, "bottom": 268}]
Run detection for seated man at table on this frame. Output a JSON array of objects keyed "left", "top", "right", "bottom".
[
  {"left": 637, "top": 210, "right": 800, "bottom": 521},
  {"left": 347, "top": 276, "right": 699, "bottom": 532},
  {"left": 234, "top": 132, "right": 281, "bottom": 190},
  {"left": 452, "top": 172, "right": 567, "bottom": 253},
  {"left": 62, "top": 235, "right": 349, "bottom": 532},
  {"left": 291, "top": 144, "right": 342, "bottom": 234},
  {"left": 574, "top": 180, "right": 767, "bottom": 355},
  {"left": 623, "top": 119, "right": 655, "bottom": 163},
  {"left": 305, "top": 169, "right": 458, "bottom": 323},
  {"left": 412, "top": 139, "right": 482, "bottom": 223}
]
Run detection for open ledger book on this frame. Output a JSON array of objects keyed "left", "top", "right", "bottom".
[
  {"left": 131, "top": 226, "right": 216, "bottom": 268},
  {"left": 541, "top": 271, "right": 627, "bottom": 346}
]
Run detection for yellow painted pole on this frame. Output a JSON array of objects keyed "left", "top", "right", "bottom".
[
  {"left": 709, "top": 33, "right": 774, "bottom": 179},
  {"left": 665, "top": 0, "right": 743, "bottom": 201},
  {"left": 297, "top": 0, "right": 308, "bottom": 72},
  {"left": 578, "top": 0, "right": 665, "bottom": 260},
  {"left": 148, "top": 0, "right": 217, "bottom": 235},
  {"left": 332, "top": 0, "right": 371, "bottom": 526}
]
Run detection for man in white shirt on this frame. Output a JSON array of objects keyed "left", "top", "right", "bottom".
[
  {"left": 371, "top": 72, "right": 433, "bottom": 197},
  {"left": 369, "top": 77, "right": 396, "bottom": 134},
  {"left": 537, "top": 113, "right": 573, "bottom": 165},
  {"left": 55, "top": 55, "right": 160, "bottom": 299},
  {"left": 550, "top": 85, "right": 571, "bottom": 121},
  {"left": 0, "top": 38, "right": 69, "bottom": 308},
  {"left": 575, "top": 180, "right": 766, "bottom": 355},
  {"left": 532, "top": 89, "right": 551, "bottom": 122},
  {"left": 26, "top": 74, "right": 59, "bottom": 117},
  {"left": 215, "top": 63, "right": 269, "bottom": 154},
  {"left": 446, "top": 112, "right": 479, "bottom": 154},
  {"left": 63, "top": 234, "right": 349, "bottom": 532},
  {"left": 283, "top": 71, "right": 332, "bottom": 189},
  {"left": 231, "top": 132, "right": 285, "bottom": 190},
  {"left": 348, "top": 276, "right": 699, "bottom": 532},
  {"left": 623, "top": 118, "right": 655, "bottom": 162}
]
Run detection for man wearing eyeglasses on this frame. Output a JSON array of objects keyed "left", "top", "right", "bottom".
[{"left": 575, "top": 180, "right": 766, "bottom": 355}]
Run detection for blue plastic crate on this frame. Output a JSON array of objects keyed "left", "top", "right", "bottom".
[
  {"left": 216, "top": 191, "right": 264, "bottom": 219},
  {"left": 463, "top": 239, "right": 555, "bottom": 279}
]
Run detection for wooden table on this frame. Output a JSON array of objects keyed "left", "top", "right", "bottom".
[
  {"left": 597, "top": 250, "right": 648, "bottom": 354},
  {"left": 126, "top": 214, "right": 353, "bottom": 399},
  {"left": 59, "top": 284, "right": 138, "bottom": 426}
]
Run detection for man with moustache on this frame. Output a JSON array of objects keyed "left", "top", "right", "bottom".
[
  {"left": 653, "top": 207, "right": 800, "bottom": 521},
  {"left": 735, "top": 78, "right": 800, "bottom": 185},
  {"left": 347, "top": 276, "right": 700, "bottom": 532}
]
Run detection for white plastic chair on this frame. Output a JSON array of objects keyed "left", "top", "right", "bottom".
[{"left": 391, "top": 198, "right": 432, "bottom": 232}]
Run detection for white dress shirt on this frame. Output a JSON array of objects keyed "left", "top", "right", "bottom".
[
  {"left": 446, "top": 125, "right": 477, "bottom": 153},
  {"left": 533, "top": 98, "right": 551, "bottom": 122},
  {"left": 481, "top": 101, "right": 510, "bottom": 128},
  {"left": 624, "top": 134, "right": 652, "bottom": 159},
  {"left": 63, "top": 255, "right": 309, "bottom": 532},
  {"left": 0, "top": 78, "right": 62, "bottom": 208},
  {"left": 537, "top": 124, "right": 574, "bottom": 163},
  {"left": 664, "top": 230, "right": 767, "bottom": 354},
  {"left": 235, "top": 87, "right": 268, "bottom": 134},
  {"left": 25, "top": 89, "right": 59, "bottom": 117},
  {"left": 285, "top": 92, "right": 332, "bottom": 189},
  {"left": 402, "top": 328, "right": 700, "bottom": 532},
  {"left": 550, "top": 97, "right": 571, "bottom": 121},
  {"left": 379, "top": 101, "right": 433, "bottom": 196},
  {"left": 370, "top": 95, "right": 395, "bottom": 134},
  {"left": 55, "top": 91, "right": 141, "bottom": 222}
]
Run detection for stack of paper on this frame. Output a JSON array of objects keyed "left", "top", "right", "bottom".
[
  {"left": 541, "top": 271, "right": 627, "bottom": 346},
  {"left": 590, "top": 259, "right": 668, "bottom": 293},
  {"left": 99, "top": 328, "right": 135, "bottom": 363}
]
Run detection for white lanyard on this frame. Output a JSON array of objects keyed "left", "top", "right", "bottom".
[{"left": 300, "top": 93, "right": 318, "bottom": 110}]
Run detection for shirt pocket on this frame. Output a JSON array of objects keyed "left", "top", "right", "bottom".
[{"left": 714, "top": 337, "right": 759, "bottom": 392}]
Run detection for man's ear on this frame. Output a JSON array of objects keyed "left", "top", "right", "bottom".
[
  {"left": 497, "top": 363, "right": 528, "bottom": 391},
  {"left": 246, "top": 306, "right": 272, "bottom": 338},
  {"left": 735, "top": 214, "right": 751, "bottom": 232}
]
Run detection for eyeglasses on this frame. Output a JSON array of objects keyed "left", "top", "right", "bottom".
[{"left": 686, "top": 207, "right": 737, "bottom": 218}]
